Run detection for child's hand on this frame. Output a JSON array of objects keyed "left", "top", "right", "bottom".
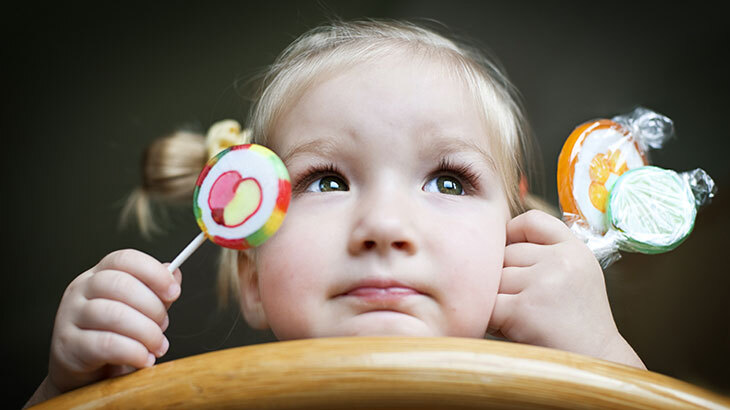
[
  {"left": 47, "top": 250, "right": 182, "bottom": 394},
  {"left": 489, "top": 210, "right": 645, "bottom": 369}
]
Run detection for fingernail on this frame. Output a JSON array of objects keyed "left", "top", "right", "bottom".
[
  {"left": 146, "top": 353, "right": 156, "bottom": 367},
  {"left": 156, "top": 337, "right": 169, "bottom": 357},
  {"left": 161, "top": 315, "right": 170, "bottom": 332},
  {"left": 167, "top": 283, "right": 181, "bottom": 300}
]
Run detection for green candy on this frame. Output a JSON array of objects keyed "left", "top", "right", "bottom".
[{"left": 607, "top": 166, "right": 696, "bottom": 254}]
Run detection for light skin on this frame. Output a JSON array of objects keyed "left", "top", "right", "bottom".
[
  {"left": 27, "top": 51, "right": 643, "bottom": 408},
  {"left": 242, "top": 55, "right": 510, "bottom": 340},
  {"left": 241, "top": 54, "right": 643, "bottom": 367},
  {"left": 26, "top": 251, "right": 182, "bottom": 407},
  {"left": 495, "top": 209, "right": 644, "bottom": 367}
]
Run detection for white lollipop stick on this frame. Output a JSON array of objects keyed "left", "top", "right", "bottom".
[{"left": 168, "top": 232, "right": 206, "bottom": 273}]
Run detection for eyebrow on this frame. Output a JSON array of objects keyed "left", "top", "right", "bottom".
[
  {"left": 425, "top": 135, "right": 498, "bottom": 171},
  {"left": 280, "top": 138, "right": 340, "bottom": 164},
  {"left": 280, "top": 134, "right": 498, "bottom": 171}
]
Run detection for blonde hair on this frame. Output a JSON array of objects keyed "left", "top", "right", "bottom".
[{"left": 125, "top": 19, "right": 553, "bottom": 309}]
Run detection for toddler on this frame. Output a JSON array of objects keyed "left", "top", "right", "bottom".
[{"left": 27, "top": 19, "right": 644, "bottom": 406}]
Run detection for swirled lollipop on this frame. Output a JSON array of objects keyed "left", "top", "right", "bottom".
[
  {"left": 167, "top": 144, "right": 291, "bottom": 272},
  {"left": 607, "top": 166, "right": 697, "bottom": 254}
]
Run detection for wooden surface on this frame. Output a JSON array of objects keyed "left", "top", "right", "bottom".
[{"left": 32, "top": 337, "right": 730, "bottom": 409}]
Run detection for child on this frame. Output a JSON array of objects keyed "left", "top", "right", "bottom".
[{"left": 27, "top": 19, "right": 645, "bottom": 406}]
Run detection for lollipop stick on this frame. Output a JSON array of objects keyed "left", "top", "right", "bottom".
[{"left": 168, "top": 232, "right": 207, "bottom": 273}]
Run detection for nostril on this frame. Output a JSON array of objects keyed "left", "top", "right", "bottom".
[
  {"left": 364, "top": 240, "right": 376, "bottom": 249},
  {"left": 392, "top": 241, "right": 406, "bottom": 250}
]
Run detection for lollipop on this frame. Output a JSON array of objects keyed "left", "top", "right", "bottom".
[
  {"left": 557, "top": 119, "right": 647, "bottom": 234},
  {"left": 607, "top": 166, "right": 696, "bottom": 254},
  {"left": 557, "top": 107, "right": 715, "bottom": 268},
  {"left": 167, "top": 144, "right": 291, "bottom": 272}
]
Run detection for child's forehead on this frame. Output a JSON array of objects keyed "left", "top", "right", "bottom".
[
  {"left": 273, "top": 55, "right": 486, "bottom": 139},
  {"left": 318, "top": 51, "right": 463, "bottom": 92},
  {"left": 264, "top": 50, "right": 509, "bottom": 177},
  {"left": 282, "top": 51, "right": 469, "bottom": 111}
]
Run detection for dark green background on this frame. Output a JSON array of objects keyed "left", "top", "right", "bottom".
[{"left": 5, "top": 2, "right": 728, "bottom": 407}]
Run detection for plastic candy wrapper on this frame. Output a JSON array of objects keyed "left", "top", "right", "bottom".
[{"left": 557, "top": 107, "right": 716, "bottom": 269}]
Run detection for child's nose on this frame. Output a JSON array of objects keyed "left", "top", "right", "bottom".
[
  {"left": 349, "top": 221, "right": 417, "bottom": 255},
  {"left": 347, "top": 190, "right": 419, "bottom": 256}
]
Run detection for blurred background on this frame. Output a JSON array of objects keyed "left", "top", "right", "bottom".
[{"left": 5, "top": 1, "right": 728, "bottom": 407}]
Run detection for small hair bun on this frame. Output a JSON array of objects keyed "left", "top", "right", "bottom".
[
  {"left": 206, "top": 119, "right": 252, "bottom": 158},
  {"left": 122, "top": 120, "right": 251, "bottom": 237}
]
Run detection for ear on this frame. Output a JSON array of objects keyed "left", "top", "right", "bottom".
[{"left": 237, "top": 250, "right": 269, "bottom": 329}]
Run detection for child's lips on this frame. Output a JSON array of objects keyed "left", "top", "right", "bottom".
[
  {"left": 345, "top": 287, "right": 419, "bottom": 298},
  {"left": 339, "top": 278, "right": 424, "bottom": 305}
]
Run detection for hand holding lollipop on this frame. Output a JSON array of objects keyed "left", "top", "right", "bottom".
[{"left": 35, "top": 124, "right": 291, "bottom": 403}]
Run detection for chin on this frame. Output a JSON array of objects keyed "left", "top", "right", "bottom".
[{"left": 336, "top": 311, "right": 439, "bottom": 337}]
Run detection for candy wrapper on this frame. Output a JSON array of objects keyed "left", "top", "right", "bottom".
[{"left": 557, "top": 107, "right": 716, "bottom": 269}]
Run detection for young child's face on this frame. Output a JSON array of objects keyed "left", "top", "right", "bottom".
[{"left": 245, "top": 53, "right": 511, "bottom": 340}]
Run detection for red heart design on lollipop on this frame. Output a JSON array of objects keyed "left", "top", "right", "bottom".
[
  {"left": 166, "top": 143, "right": 290, "bottom": 273},
  {"left": 208, "top": 171, "right": 262, "bottom": 227}
]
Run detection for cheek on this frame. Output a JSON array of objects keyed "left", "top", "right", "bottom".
[
  {"left": 435, "top": 210, "right": 506, "bottom": 276},
  {"left": 444, "top": 234, "right": 504, "bottom": 296},
  {"left": 443, "top": 254, "right": 502, "bottom": 337},
  {"left": 254, "top": 206, "right": 337, "bottom": 339},
  {"left": 257, "top": 201, "right": 333, "bottom": 283},
  {"left": 433, "top": 212, "right": 506, "bottom": 336},
  {"left": 464, "top": 214, "right": 506, "bottom": 291},
  {"left": 256, "top": 244, "right": 317, "bottom": 339}
]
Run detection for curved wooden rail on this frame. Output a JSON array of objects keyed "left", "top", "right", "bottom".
[{"left": 32, "top": 337, "right": 729, "bottom": 409}]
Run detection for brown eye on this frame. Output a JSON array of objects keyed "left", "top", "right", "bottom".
[{"left": 424, "top": 176, "right": 464, "bottom": 195}]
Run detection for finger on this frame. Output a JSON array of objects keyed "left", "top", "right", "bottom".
[
  {"left": 85, "top": 269, "right": 168, "bottom": 327},
  {"left": 73, "top": 329, "right": 156, "bottom": 370},
  {"left": 96, "top": 250, "right": 181, "bottom": 303},
  {"left": 161, "top": 314, "right": 170, "bottom": 332},
  {"left": 507, "top": 210, "right": 574, "bottom": 245},
  {"left": 503, "top": 242, "right": 544, "bottom": 268},
  {"left": 76, "top": 299, "right": 169, "bottom": 358},
  {"left": 498, "top": 266, "right": 529, "bottom": 295},
  {"left": 170, "top": 266, "right": 182, "bottom": 286},
  {"left": 162, "top": 264, "right": 183, "bottom": 311},
  {"left": 488, "top": 293, "right": 517, "bottom": 337}
]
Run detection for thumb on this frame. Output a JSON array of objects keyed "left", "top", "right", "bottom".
[
  {"left": 507, "top": 210, "right": 573, "bottom": 245},
  {"left": 161, "top": 263, "right": 183, "bottom": 286},
  {"left": 488, "top": 293, "right": 517, "bottom": 341},
  {"left": 171, "top": 267, "right": 183, "bottom": 286},
  {"left": 161, "top": 264, "right": 183, "bottom": 310}
]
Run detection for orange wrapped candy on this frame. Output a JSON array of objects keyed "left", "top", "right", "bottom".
[{"left": 557, "top": 118, "right": 648, "bottom": 234}]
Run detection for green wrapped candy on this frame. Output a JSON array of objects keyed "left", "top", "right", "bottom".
[{"left": 607, "top": 166, "right": 696, "bottom": 254}]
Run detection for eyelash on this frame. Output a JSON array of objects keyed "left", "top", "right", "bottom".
[
  {"left": 291, "top": 159, "right": 481, "bottom": 194},
  {"left": 292, "top": 163, "right": 347, "bottom": 194},
  {"left": 429, "top": 158, "right": 481, "bottom": 194}
]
